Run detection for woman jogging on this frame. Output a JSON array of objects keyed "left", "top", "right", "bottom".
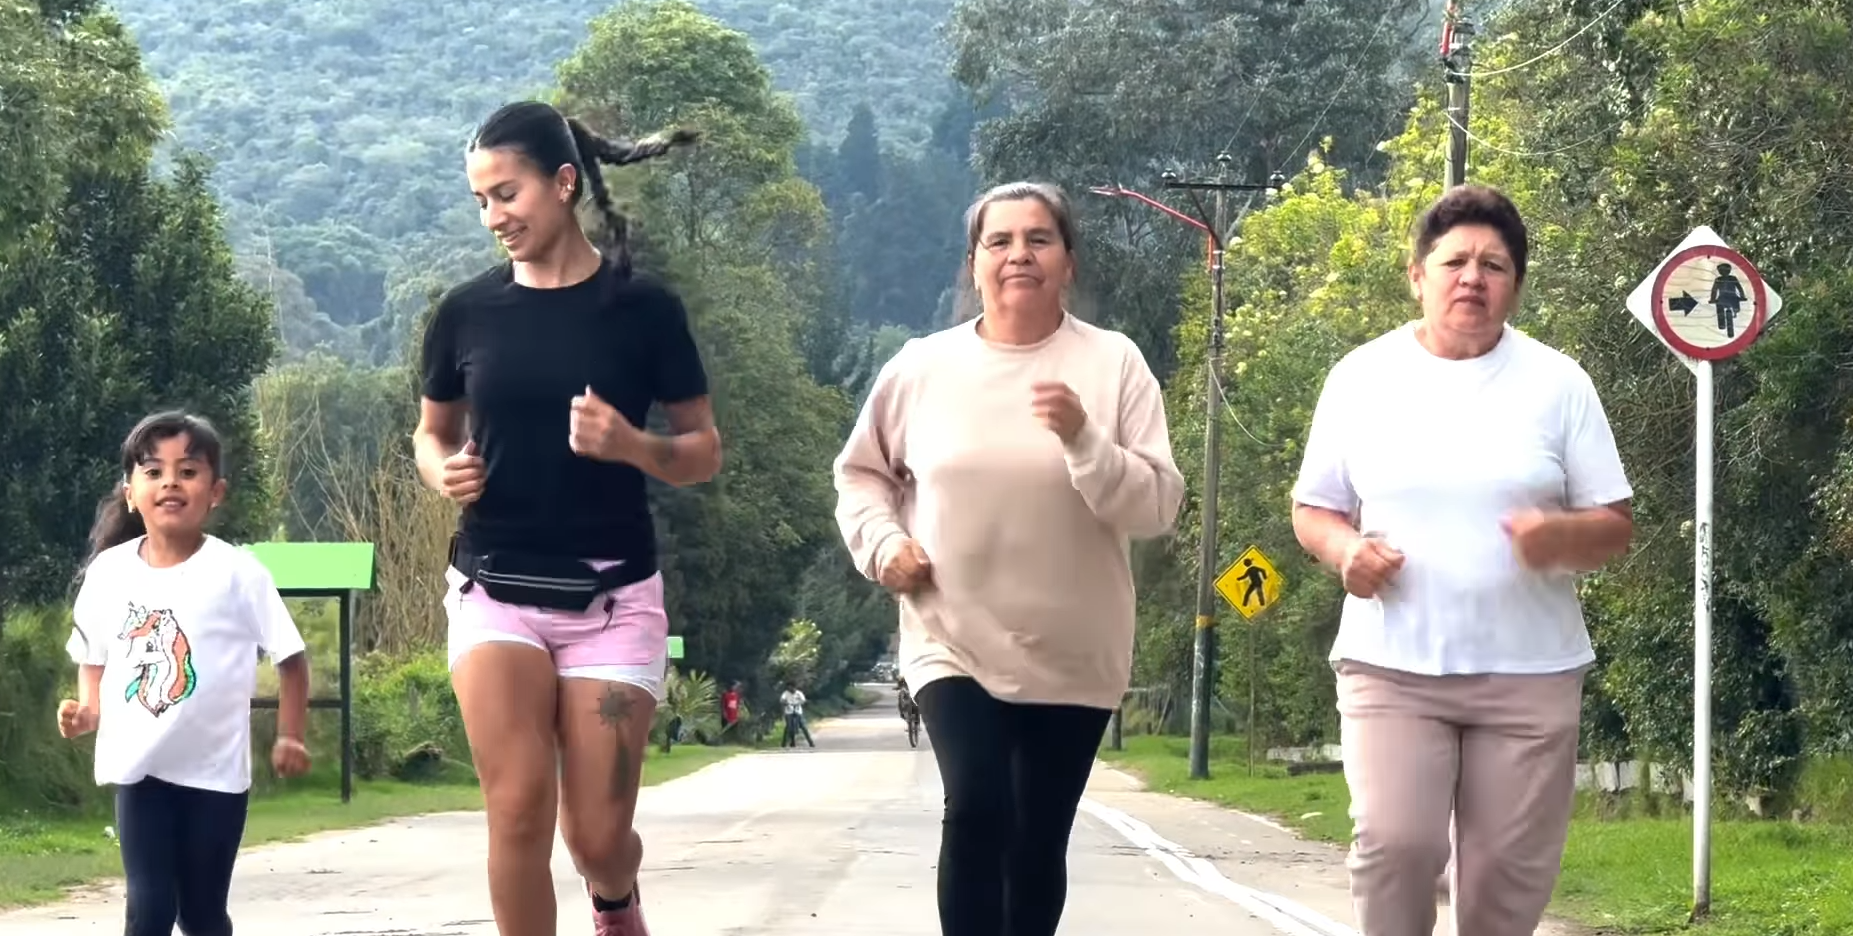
[
  {"left": 833, "top": 181, "right": 1184, "bottom": 936},
  {"left": 413, "top": 100, "right": 714, "bottom": 936},
  {"left": 58, "top": 410, "right": 312, "bottom": 936},
  {"left": 1291, "top": 184, "right": 1634, "bottom": 935}
]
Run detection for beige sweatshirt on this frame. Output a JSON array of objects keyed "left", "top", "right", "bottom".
[{"left": 833, "top": 313, "right": 1185, "bottom": 710}]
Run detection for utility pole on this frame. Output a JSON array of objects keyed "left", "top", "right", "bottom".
[
  {"left": 1159, "top": 156, "right": 1284, "bottom": 781},
  {"left": 1442, "top": 3, "right": 1474, "bottom": 188},
  {"left": 1088, "top": 164, "right": 1283, "bottom": 779}
]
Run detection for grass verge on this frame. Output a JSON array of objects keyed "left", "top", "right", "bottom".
[
  {"left": 0, "top": 743, "right": 737, "bottom": 909},
  {"left": 1102, "top": 734, "right": 1853, "bottom": 936}
]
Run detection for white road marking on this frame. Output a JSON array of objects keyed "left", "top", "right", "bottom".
[{"left": 1080, "top": 798, "right": 1361, "bottom": 936}]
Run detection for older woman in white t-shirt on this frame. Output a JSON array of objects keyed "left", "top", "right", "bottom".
[{"left": 1290, "top": 184, "right": 1634, "bottom": 936}]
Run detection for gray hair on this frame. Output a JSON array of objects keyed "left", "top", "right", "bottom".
[{"left": 952, "top": 181, "right": 1085, "bottom": 323}]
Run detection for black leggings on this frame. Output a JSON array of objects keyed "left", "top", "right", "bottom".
[
  {"left": 117, "top": 776, "right": 250, "bottom": 936},
  {"left": 915, "top": 676, "right": 1112, "bottom": 936}
]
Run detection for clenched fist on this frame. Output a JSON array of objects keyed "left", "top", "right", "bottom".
[
  {"left": 570, "top": 386, "right": 641, "bottom": 463},
  {"left": 272, "top": 737, "right": 311, "bottom": 778},
  {"left": 442, "top": 439, "right": 486, "bottom": 505},
  {"left": 879, "top": 537, "right": 934, "bottom": 595},
  {"left": 1340, "top": 535, "right": 1404, "bottom": 599},
  {"left": 57, "top": 699, "right": 97, "bottom": 739},
  {"left": 1031, "top": 382, "right": 1088, "bottom": 444}
]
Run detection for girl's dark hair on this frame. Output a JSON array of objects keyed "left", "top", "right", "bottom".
[
  {"left": 86, "top": 411, "right": 226, "bottom": 565},
  {"left": 469, "top": 101, "right": 700, "bottom": 278}
]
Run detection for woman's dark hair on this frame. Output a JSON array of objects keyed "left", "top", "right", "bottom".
[
  {"left": 469, "top": 101, "right": 699, "bottom": 278},
  {"left": 86, "top": 411, "right": 226, "bottom": 565},
  {"left": 953, "top": 181, "right": 1085, "bottom": 322},
  {"left": 1411, "top": 183, "right": 1531, "bottom": 285}
]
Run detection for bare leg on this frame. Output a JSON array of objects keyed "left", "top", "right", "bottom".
[
  {"left": 453, "top": 643, "right": 561, "bottom": 936},
  {"left": 557, "top": 678, "right": 656, "bottom": 905}
]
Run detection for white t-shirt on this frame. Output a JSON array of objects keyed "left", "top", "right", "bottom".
[
  {"left": 65, "top": 536, "right": 308, "bottom": 794},
  {"left": 1291, "top": 322, "right": 1633, "bottom": 676},
  {"left": 780, "top": 689, "right": 805, "bottom": 715}
]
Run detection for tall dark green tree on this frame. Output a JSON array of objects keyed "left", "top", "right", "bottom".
[{"left": 0, "top": 0, "right": 276, "bottom": 609}]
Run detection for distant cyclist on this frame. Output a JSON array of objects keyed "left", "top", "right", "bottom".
[{"left": 896, "top": 674, "right": 916, "bottom": 721}]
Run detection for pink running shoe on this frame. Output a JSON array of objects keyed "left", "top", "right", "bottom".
[{"left": 590, "top": 882, "right": 649, "bottom": 936}]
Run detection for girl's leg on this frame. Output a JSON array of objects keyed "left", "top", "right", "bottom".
[
  {"left": 446, "top": 565, "right": 565, "bottom": 936},
  {"left": 172, "top": 784, "right": 249, "bottom": 936},
  {"left": 913, "top": 676, "right": 1015, "bottom": 936},
  {"left": 1336, "top": 661, "right": 1460, "bottom": 936},
  {"left": 116, "top": 778, "right": 182, "bottom": 936},
  {"left": 1452, "top": 670, "right": 1583, "bottom": 936},
  {"left": 1005, "top": 701, "right": 1113, "bottom": 936}
]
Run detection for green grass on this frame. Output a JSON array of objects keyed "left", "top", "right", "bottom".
[
  {"left": 1103, "top": 734, "right": 1853, "bottom": 936},
  {"left": 0, "top": 743, "right": 737, "bottom": 909}
]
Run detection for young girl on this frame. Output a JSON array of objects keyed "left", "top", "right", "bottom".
[{"left": 55, "top": 410, "right": 312, "bottom": 936}]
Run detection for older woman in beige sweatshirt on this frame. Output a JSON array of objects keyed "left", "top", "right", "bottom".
[{"left": 833, "top": 180, "right": 1184, "bottom": 936}]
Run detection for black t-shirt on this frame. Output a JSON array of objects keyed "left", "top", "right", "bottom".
[{"left": 420, "top": 260, "right": 708, "bottom": 566}]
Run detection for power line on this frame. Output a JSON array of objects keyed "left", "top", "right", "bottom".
[{"left": 1447, "top": 0, "right": 1626, "bottom": 79}]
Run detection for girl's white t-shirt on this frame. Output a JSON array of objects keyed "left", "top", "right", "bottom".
[
  {"left": 65, "top": 535, "right": 308, "bottom": 794},
  {"left": 1292, "top": 322, "right": 1634, "bottom": 676}
]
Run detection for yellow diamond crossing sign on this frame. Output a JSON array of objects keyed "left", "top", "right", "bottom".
[{"left": 1215, "top": 545, "right": 1284, "bottom": 620}]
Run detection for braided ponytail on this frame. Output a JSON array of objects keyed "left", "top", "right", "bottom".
[
  {"left": 565, "top": 118, "right": 701, "bottom": 278},
  {"left": 468, "top": 100, "right": 700, "bottom": 279}
]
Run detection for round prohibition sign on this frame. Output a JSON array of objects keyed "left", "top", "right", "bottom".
[{"left": 1650, "top": 244, "right": 1769, "bottom": 361}]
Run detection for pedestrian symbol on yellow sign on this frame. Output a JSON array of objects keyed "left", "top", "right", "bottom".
[{"left": 1214, "top": 545, "right": 1284, "bottom": 620}]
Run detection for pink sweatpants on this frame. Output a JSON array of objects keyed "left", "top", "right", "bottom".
[{"left": 1336, "top": 659, "right": 1584, "bottom": 936}]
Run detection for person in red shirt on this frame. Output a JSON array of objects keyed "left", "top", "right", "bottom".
[{"left": 720, "top": 682, "right": 741, "bottom": 733}]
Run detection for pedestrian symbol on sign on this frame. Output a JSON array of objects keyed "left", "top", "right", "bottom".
[{"left": 1214, "top": 545, "right": 1284, "bottom": 620}]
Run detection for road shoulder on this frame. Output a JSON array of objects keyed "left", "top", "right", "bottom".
[{"left": 1082, "top": 761, "right": 1597, "bottom": 936}]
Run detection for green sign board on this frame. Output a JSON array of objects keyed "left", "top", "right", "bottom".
[{"left": 245, "top": 542, "right": 378, "bottom": 594}]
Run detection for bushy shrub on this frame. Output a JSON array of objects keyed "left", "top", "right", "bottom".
[
  {"left": 351, "top": 650, "right": 471, "bottom": 782},
  {"left": 0, "top": 606, "right": 102, "bottom": 813}
]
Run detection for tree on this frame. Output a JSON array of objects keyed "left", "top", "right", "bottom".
[
  {"left": 553, "top": 0, "right": 857, "bottom": 686},
  {"left": 944, "top": 0, "right": 1428, "bottom": 377},
  {"left": 0, "top": 0, "right": 276, "bottom": 608}
]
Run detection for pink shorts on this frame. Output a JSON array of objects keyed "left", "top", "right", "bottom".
[{"left": 442, "top": 563, "right": 671, "bottom": 701}]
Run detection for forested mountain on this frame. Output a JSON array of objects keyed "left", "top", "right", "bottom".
[{"left": 106, "top": 0, "right": 969, "bottom": 362}]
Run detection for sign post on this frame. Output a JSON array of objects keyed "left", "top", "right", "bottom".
[
  {"left": 1624, "top": 226, "right": 1782, "bottom": 919},
  {"left": 1214, "top": 544, "right": 1285, "bottom": 776}
]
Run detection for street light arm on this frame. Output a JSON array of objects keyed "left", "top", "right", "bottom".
[{"left": 1088, "top": 186, "right": 1210, "bottom": 234}]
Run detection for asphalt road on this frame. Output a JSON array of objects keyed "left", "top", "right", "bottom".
[{"left": 0, "top": 688, "right": 1523, "bottom": 935}]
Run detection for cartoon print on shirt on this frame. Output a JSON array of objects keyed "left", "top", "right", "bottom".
[{"left": 119, "top": 603, "right": 198, "bottom": 716}]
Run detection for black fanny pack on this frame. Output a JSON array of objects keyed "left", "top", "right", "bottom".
[{"left": 450, "top": 536, "right": 655, "bottom": 613}]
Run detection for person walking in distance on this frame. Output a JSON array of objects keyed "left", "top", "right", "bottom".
[
  {"left": 720, "top": 681, "right": 742, "bottom": 735},
  {"left": 833, "top": 181, "right": 1184, "bottom": 936},
  {"left": 413, "top": 100, "right": 712, "bottom": 936},
  {"left": 1291, "top": 184, "right": 1634, "bottom": 936},
  {"left": 57, "top": 411, "right": 312, "bottom": 936},
  {"left": 779, "top": 682, "right": 814, "bottom": 748}
]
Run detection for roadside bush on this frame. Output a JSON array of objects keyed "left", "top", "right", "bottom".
[
  {"left": 0, "top": 606, "right": 100, "bottom": 813},
  {"left": 351, "top": 650, "right": 471, "bottom": 782}
]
